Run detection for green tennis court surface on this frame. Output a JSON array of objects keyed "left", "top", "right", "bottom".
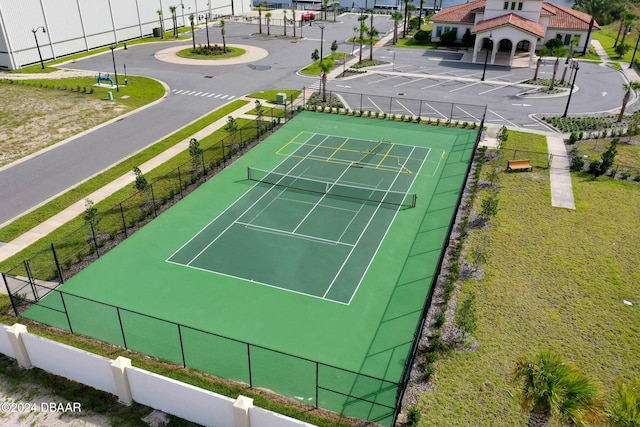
[{"left": 23, "top": 112, "right": 478, "bottom": 426}]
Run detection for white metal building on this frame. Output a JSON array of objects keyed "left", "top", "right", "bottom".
[{"left": 0, "top": 0, "right": 250, "bottom": 70}]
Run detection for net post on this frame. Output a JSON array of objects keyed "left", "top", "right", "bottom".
[
  {"left": 247, "top": 167, "right": 251, "bottom": 180},
  {"left": 177, "top": 324, "right": 186, "bottom": 368},
  {"left": 412, "top": 193, "right": 417, "bottom": 208},
  {"left": 247, "top": 343, "right": 253, "bottom": 387}
]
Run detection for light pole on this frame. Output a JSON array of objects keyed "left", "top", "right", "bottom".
[
  {"left": 31, "top": 26, "right": 46, "bottom": 69},
  {"left": 205, "top": 14, "right": 210, "bottom": 47},
  {"left": 317, "top": 23, "right": 325, "bottom": 61},
  {"left": 630, "top": 30, "right": 640, "bottom": 69},
  {"left": 109, "top": 45, "right": 120, "bottom": 92},
  {"left": 562, "top": 61, "right": 579, "bottom": 118},
  {"left": 480, "top": 34, "right": 492, "bottom": 81}
]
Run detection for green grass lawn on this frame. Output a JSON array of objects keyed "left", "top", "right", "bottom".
[
  {"left": 416, "top": 132, "right": 640, "bottom": 425},
  {"left": 176, "top": 46, "right": 246, "bottom": 59},
  {"left": 247, "top": 89, "right": 301, "bottom": 103}
]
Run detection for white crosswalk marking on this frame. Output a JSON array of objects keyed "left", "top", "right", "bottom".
[{"left": 172, "top": 89, "right": 235, "bottom": 100}]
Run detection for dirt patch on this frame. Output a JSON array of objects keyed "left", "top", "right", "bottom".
[{"left": 0, "top": 81, "right": 133, "bottom": 168}]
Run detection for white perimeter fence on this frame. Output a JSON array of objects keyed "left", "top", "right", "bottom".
[{"left": 0, "top": 323, "right": 317, "bottom": 427}]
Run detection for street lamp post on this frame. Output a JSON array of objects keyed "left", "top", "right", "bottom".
[
  {"left": 31, "top": 26, "right": 46, "bottom": 69},
  {"left": 205, "top": 15, "right": 210, "bottom": 47},
  {"left": 318, "top": 23, "right": 325, "bottom": 61},
  {"left": 109, "top": 45, "right": 120, "bottom": 92},
  {"left": 562, "top": 61, "right": 580, "bottom": 117},
  {"left": 630, "top": 30, "right": 640, "bottom": 69},
  {"left": 480, "top": 34, "right": 492, "bottom": 81}
]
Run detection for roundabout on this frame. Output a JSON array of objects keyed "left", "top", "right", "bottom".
[{"left": 154, "top": 44, "right": 268, "bottom": 66}]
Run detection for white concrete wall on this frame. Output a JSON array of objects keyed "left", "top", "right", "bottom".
[
  {"left": 127, "top": 365, "right": 236, "bottom": 427},
  {"left": 0, "top": 323, "right": 316, "bottom": 427},
  {"left": 250, "top": 407, "right": 318, "bottom": 427},
  {"left": 21, "top": 332, "right": 118, "bottom": 395},
  {"left": 0, "top": 0, "right": 251, "bottom": 70}
]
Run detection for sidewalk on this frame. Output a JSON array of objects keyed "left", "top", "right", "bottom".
[{"left": 0, "top": 99, "right": 259, "bottom": 263}]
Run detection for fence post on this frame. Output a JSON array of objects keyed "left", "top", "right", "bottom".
[
  {"left": 23, "top": 260, "right": 37, "bottom": 301},
  {"left": 6, "top": 324, "right": 32, "bottom": 369},
  {"left": 315, "top": 362, "right": 319, "bottom": 408},
  {"left": 90, "top": 222, "right": 99, "bottom": 258},
  {"left": 150, "top": 184, "right": 158, "bottom": 217},
  {"left": 119, "top": 203, "right": 128, "bottom": 238},
  {"left": 449, "top": 102, "right": 455, "bottom": 124},
  {"left": 303, "top": 86, "right": 306, "bottom": 107},
  {"left": 177, "top": 167, "right": 184, "bottom": 199},
  {"left": 418, "top": 100, "right": 423, "bottom": 119},
  {"left": 389, "top": 96, "right": 393, "bottom": 117},
  {"left": 201, "top": 151, "right": 207, "bottom": 181},
  {"left": 247, "top": 344, "right": 253, "bottom": 387},
  {"left": 110, "top": 356, "right": 133, "bottom": 405},
  {"left": 116, "top": 307, "right": 128, "bottom": 349},
  {"left": 2, "top": 273, "right": 19, "bottom": 316},
  {"left": 177, "top": 324, "right": 186, "bottom": 368},
  {"left": 59, "top": 292, "right": 74, "bottom": 333},
  {"left": 360, "top": 93, "right": 363, "bottom": 112},
  {"left": 51, "top": 243, "right": 64, "bottom": 284}
]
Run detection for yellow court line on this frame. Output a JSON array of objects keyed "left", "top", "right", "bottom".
[
  {"left": 376, "top": 144, "right": 395, "bottom": 169},
  {"left": 326, "top": 138, "right": 351, "bottom": 162}
]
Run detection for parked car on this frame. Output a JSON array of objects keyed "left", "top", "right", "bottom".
[{"left": 301, "top": 12, "right": 315, "bottom": 21}]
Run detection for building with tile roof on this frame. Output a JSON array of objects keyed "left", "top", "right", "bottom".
[{"left": 430, "top": 0, "right": 599, "bottom": 66}]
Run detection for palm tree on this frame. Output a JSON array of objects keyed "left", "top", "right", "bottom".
[
  {"left": 391, "top": 12, "right": 403, "bottom": 44},
  {"left": 367, "top": 14, "right": 378, "bottom": 61},
  {"left": 156, "top": 10, "right": 165, "bottom": 39},
  {"left": 609, "top": 380, "right": 640, "bottom": 426},
  {"left": 323, "top": 0, "right": 330, "bottom": 20},
  {"left": 332, "top": 2, "right": 340, "bottom": 21},
  {"left": 618, "top": 81, "right": 640, "bottom": 121},
  {"left": 319, "top": 59, "right": 332, "bottom": 102},
  {"left": 574, "top": 0, "right": 608, "bottom": 55},
  {"left": 357, "top": 13, "right": 368, "bottom": 63},
  {"left": 189, "top": 13, "right": 196, "bottom": 49},
  {"left": 257, "top": 3, "right": 263, "bottom": 34},
  {"left": 418, "top": 0, "right": 425, "bottom": 28},
  {"left": 512, "top": 350, "right": 604, "bottom": 427},
  {"left": 291, "top": 8, "right": 296, "bottom": 38},
  {"left": 283, "top": 10, "right": 287, "bottom": 36},
  {"left": 402, "top": 0, "right": 413, "bottom": 38},
  {"left": 265, "top": 12, "right": 271, "bottom": 36},
  {"left": 620, "top": 13, "right": 637, "bottom": 47},
  {"left": 220, "top": 19, "right": 227, "bottom": 53},
  {"left": 533, "top": 57, "right": 542, "bottom": 80},
  {"left": 169, "top": 6, "right": 178, "bottom": 38}
]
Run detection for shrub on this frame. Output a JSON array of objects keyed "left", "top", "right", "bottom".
[
  {"left": 413, "top": 30, "right": 430, "bottom": 44},
  {"left": 440, "top": 29, "right": 457, "bottom": 46},
  {"left": 568, "top": 132, "right": 578, "bottom": 144},
  {"left": 570, "top": 155, "right": 585, "bottom": 171},
  {"left": 407, "top": 406, "right": 422, "bottom": 426}
]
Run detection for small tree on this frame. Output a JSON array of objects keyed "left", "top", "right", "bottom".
[
  {"left": 133, "top": 166, "right": 149, "bottom": 193},
  {"left": 83, "top": 198, "right": 101, "bottom": 232},
  {"left": 283, "top": 10, "right": 287, "bottom": 36},
  {"left": 455, "top": 292, "right": 477, "bottom": 337},
  {"left": 156, "top": 10, "right": 165, "bottom": 39},
  {"left": 367, "top": 13, "right": 379, "bottom": 61},
  {"left": 357, "top": 13, "right": 368, "bottom": 63},
  {"left": 220, "top": 19, "right": 227, "bottom": 52},
  {"left": 331, "top": 40, "right": 338, "bottom": 55},
  {"left": 469, "top": 242, "right": 489, "bottom": 273},
  {"left": 615, "top": 43, "right": 631, "bottom": 58},
  {"left": 319, "top": 60, "right": 331, "bottom": 102},
  {"left": 479, "top": 190, "right": 499, "bottom": 222},
  {"left": 541, "top": 38, "right": 568, "bottom": 90},
  {"left": 257, "top": 3, "right": 263, "bottom": 34},
  {"left": 255, "top": 100, "right": 264, "bottom": 132},
  {"left": 496, "top": 125, "right": 509, "bottom": 145},
  {"left": 461, "top": 28, "right": 474, "bottom": 47},
  {"left": 189, "top": 13, "right": 196, "bottom": 50},
  {"left": 311, "top": 48, "right": 320, "bottom": 62},
  {"left": 169, "top": 6, "right": 178, "bottom": 38},
  {"left": 225, "top": 115, "right": 238, "bottom": 143},
  {"left": 265, "top": 12, "right": 271, "bottom": 36},
  {"left": 189, "top": 138, "right": 203, "bottom": 173},
  {"left": 391, "top": 12, "right": 403, "bottom": 45},
  {"left": 599, "top": 138, "right": 619, "bottom": 175},
  {"left": 618, "top": 81, "right": 640, "bottom": 122}
]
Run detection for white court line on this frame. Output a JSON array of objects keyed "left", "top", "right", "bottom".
[
  {"left": 337, "top": 202, "right": 367, "bottom": 243},
  {"left": 394, "top": 76, "right": 428, "bottom": 87},
  {"left": 237, "top": 221, "right": 354, "bottom": 247},
  {"left": 292, "top": 165, "right": 354, "bottom": 234},
  {"left": 165, "top": 133, "right": 318, "bottom": 262},
  {"left": 488, "top": 108, "right": 519, "bottom": 128},
  {"left": 278, "top": 196, "right": 360, "bottom": 213},
  {"left": 395, "top": 100, "right": 414, "bottom": 116},
  {"left": 185, "top": 138, "right": 330, "bottom": 266}
]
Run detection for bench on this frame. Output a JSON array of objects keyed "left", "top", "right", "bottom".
[{"left": 507, "top": 159, "right": 532, "bottom": 172}]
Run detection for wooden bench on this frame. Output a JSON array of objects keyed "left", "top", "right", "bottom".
[{"left": 507, "top": 159, "right": 532, "bottom": 172}]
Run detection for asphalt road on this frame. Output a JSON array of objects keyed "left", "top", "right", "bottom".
[{"left": 0, "top": 14, "right": 626, "bottom": 228}]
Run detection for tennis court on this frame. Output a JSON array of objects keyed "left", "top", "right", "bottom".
[
  {"left": 22, "top": 112, "right": 479, "bottom": 426},
  {"left": 167, "top": 132, "right": 432, "bottom": 304}
]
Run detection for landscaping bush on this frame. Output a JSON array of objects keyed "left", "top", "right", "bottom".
[{"left": 413, "top": 30, "right": 431, "bottom": 44}]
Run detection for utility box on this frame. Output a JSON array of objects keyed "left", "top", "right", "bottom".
[
  {"left": 276, "top": 93, "right": 286, "bottom": 105},
  {"left": 152, "top": 27, "right": 161, "bottom": 37}
]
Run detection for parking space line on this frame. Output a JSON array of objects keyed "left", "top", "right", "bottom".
[
  {"left": 478, "top": 79, "right": 527, "bottom": 95},
  {"left": 423, "top": 102, "right": 448, "bottom": 119},
  {"left": 394, "top": 76, "right": 428, "bottom": 87},
  {"left": 396, "top": 100, "right": 414, "bottom": 116},
  {"left": 368, "top": 75, "right": 402, "bottom": 84},
  {"left": 420, "top": 80, "right": 447, "bottom": 90},
  {"left": 449, "top": 81, "right": 483, "bottom": 92},
  {"left": 367, "top": 97, "right": 384, "bottom": 112},
  {"left": 208, "top": 93, "right": 216, "bottom": 97},
  {"left": 456, "top": 106, "right": 480, "bottom": 121},
  {"left": 488, "top": 109, "right": 519, "bottom": 127}
]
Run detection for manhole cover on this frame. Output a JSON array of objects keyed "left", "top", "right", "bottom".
[
  {"left": 204, "top": 75, "right": 214, "bottom": 78},
  {"left": 397, "top": 92, "right": 405, "bottom": 96},
  {"left": 248, "top": 64, "right": 271, "bottom": 71}
]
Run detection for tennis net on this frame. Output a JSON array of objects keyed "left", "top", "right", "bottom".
[{"left": 247, "top": 167, "right": 417, "bottom": 208}]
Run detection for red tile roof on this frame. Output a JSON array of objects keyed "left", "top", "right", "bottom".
[
  {"left": 431, "top": 0, "right": 599, "bottom": 31},
  {"left": 472, "top": 13, "right": 546, "bottom": 38},
  {"left": 431, "top": 0, "right": 486, "bottom": 24}
]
